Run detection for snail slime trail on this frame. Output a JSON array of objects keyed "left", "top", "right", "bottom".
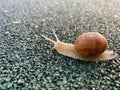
[{"left": 41, "top": 29, "right": 117, "bottom": 62}]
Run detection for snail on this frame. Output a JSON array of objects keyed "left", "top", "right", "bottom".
[{"left": 41, "top": 29, "right": 117, "bottom": 62}]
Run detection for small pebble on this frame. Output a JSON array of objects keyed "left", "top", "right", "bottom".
[
  {"left": 4, "top": 31, "right": 10, "bottom": 36},
  {"left": 17, "top": 79, "right": 25, "bottom": 85},
  {"left": 4, "top": 9, "right": 8, "bottom": 13}
]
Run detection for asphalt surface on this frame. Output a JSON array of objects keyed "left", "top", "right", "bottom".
[{"left": 0, "top": 0, "right": 120, "bottom": 90}]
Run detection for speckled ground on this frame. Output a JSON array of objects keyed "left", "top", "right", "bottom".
[{"left": 0, "top": 0, "right": 120, "bottom": 90}]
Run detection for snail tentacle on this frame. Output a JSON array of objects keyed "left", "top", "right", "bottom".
[
  {"left": 41, "top": 34, "right": 55, "bottom": 44},
  {"left": 52, "top": 29, "right": 59, "bottom": 42}
]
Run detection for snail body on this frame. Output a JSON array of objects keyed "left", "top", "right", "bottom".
[{"left": 41, "top": 29, "right": 117, "bottom": 62}]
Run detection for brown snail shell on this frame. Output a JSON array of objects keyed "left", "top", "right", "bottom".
[{"left": 74, "top": 32, "right": 108, "bottom": 57}]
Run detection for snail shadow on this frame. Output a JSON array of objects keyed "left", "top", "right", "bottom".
[{"left": 56, "top": 54, "right": 117, "bottom": 81}]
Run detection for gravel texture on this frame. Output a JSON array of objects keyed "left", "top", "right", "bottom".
[{"left": 0, "top": 0, "right": 120, "bottom": 90}]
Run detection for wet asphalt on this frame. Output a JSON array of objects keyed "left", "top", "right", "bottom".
[{"left": 0, "top": 0, "right": 120, "bottom": 89}]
